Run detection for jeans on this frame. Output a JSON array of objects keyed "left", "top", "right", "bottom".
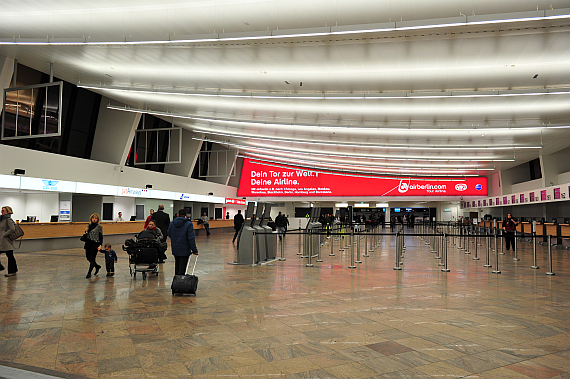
[
  {"left": 0, "top": 250, "right": 17, "bottom": 274},
  {"left": 204, "top": 224, "right": 210, "bottom": 236},
  {"left": 277, "top": 226, "right": 285, "bottom": 240},
  {"left": 105, "top": 260, "right": 115, "bottom": 273}
]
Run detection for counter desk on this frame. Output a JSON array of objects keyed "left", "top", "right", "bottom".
[{"left": 15, "top": 219, "right": 234, "bottom": 252}]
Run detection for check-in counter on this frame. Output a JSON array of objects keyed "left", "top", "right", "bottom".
[
  {"left": 192, "top": 219, "right": 234, "bottom": 234},
  {"left": 560, "top": 224, "right": 570, "bottom": 249},
  {"left": 545, "top": 223, "right": 557, "bottom": 238},
  {"left": 16, "top": 219, "right": 234, "bottom": 252},
  {"left": 19, "top": 221, "right": 146, "bottom": 239}
]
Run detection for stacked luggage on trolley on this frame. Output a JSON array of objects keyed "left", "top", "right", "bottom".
[{"left": 122, "top": 230, "right": 166, "bottom": 280}]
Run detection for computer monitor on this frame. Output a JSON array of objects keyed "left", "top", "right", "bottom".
[
  {"left": 252, "top": 203, "right": 264, "bottom": 226},
  {"left": 260, "top": 203, "right": 272, "bottom": 226},
  {"left": 27, "top": 216, "right": 37, "bottom": 222},
  {"left": 50, "top": 215, "right": 58, "bottom": 222},
  {"left": 130, "top": 215, "right": 137, "bottom": 221}
]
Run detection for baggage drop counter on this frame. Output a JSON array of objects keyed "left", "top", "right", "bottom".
[
  {"left": 234, "top": 202, "right": 277, "bottom": 265},
  {"left": 15, "top": 221, "right": 146, "bottom": 252}
]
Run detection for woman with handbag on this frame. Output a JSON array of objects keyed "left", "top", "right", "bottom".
[
  {"left": 0, "top": 206, "right": 18, "bottom": 277},
  {"left": 84, "top": 213, "right": 103, "bottom": 278}
]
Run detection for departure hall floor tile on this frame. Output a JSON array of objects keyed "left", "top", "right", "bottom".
[{"left": 0, "top": 229, "right": 569, "bottom": 378}]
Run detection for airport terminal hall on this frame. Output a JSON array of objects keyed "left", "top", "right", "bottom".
[{"left": 2, "top": 1, "right": 570, "bottom": 378}]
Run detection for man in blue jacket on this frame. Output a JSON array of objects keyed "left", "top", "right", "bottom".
[{"left": 168, "top": 209, "right": 198, "bottom": 275}]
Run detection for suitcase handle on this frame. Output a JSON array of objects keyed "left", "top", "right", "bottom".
[{"left": 185, "top": 254, "right": 198, "bottom": 276}]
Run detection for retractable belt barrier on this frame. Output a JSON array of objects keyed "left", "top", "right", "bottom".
[{"left": 242, "top": 221, "right": 558, "bottom": 276}]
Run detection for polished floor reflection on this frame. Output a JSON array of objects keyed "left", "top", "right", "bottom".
[{"left": 0, "top": 230, "right": 569, "bottom": 378}]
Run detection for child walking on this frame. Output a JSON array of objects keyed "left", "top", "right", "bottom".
[{"left": 104, "top": 243, "right": 118, "bottom": 276}]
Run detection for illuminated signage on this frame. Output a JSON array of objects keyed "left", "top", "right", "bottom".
[
  {"left": 554, "top": 188, "right": 560, "bottom": 200},
  {"left": 225, "top": 198, "right": 246, "bottom": 205},
  {"left": 512, "top": 195, "right": 516, "bottom": 204},
  {"left": 496, "top": 197, "right": 499, "bottom": 205},
  {"left": 118, "top": 187, "right": 150, "bottom": 198},
  {"left": 530, "top": 193, "right": 535, "bottom": 202},
  {"left": 483, "top": 199, "right": 487, "bottom": 206},
  {"left": 520, "top": 194, "right": 525, "bottom": 203},
  {"left": 20, "top": 177, "right": 76, "bottom": 192},
  {"left": 237, "top": 159, "right": 488, "bottom": 197}
]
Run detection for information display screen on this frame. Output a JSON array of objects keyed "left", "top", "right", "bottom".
[
  {"left": 530, "top": 193, "right": 535, "bottom": 202},
  {"left": 541, "top": 190, "right": 546, "bottom": 201},
  {"left": 520, "top": 194, "right": 525, "bottom": 203},
  {"left": 237, "top": 159, "right": 488, "bottom": 197},
  {"left": 512, "top": 195, "right": 516, "bottom": 204},
  {"left": 554, "top": 188, "right": 560, "bottom": 200}
]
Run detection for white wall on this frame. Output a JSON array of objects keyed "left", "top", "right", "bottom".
[
  {"left": 113, "top": 196, "right": 136, "bottom": 220},
  {"left": 559, "top": 171, "right": 570, "bottom": 184},
  {"left": 0, "top": 193, "right": 26, "bottom": 222},
  {"left": 0, "top": 144, "right": 238, "bottom": 198},
  {"left": 511, "top": 179, "right": 543, "bottom": 193},
  {"left": 0, "top": 192, "right": 58, "bottom": 222}
]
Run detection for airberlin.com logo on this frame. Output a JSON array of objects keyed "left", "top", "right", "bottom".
[
  {"left": 455, "top": 183, "right": 468, "bottom": 191},
  {"left": 398, "top": 180, "right": 409, "bottom": 193}
]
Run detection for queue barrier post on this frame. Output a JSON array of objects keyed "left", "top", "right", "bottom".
[
  {"left": 279, "top": 234, "right": 286, "bottom": 261},
  {"left": 484, "top": 232, "right": 492, "bottom": 268},
  {"left": 546, "top": 235, "right": 555, "bottom": 276},
  {"left": 513, "top": 231, "right": 520, "bottom": 261},
  {"left": 531, "top": 232, "right": 539, "bottom": 269},
  {"left": 251, "top": 232, "right": 257, "bottom": 267},
  {"left": 492, "top": 228, "right": 501, "bottom": 274},
  {"left": 349, "top": 229, "right": 356, "bottom": 269},
  {"left": 441, "top": 233, "right": 450, "bottom": 272},
  {"left": 394, "top": 231, "right": 402, "bottom": 270}
]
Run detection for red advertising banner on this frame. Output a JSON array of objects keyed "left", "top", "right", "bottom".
[
  {"left": 225, "top": 198, "right": 246, "bottom": 205},
  {"left": 237, "top": 159, "right": 488, "bottom": 197}
]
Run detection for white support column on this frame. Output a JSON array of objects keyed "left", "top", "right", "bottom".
[
  {"left": 540, "top": 151, "right": 559, "bottom": 188},
  {"left": 90, "top": 98, "right": 141, "bottom": 165}
]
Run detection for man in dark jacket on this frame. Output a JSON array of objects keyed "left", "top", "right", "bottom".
[
  {"left": 151, "top": 204, "right": 170, "bottom": 243},
  {"left": 232, "top": 210, "right": 244, "bottom": 243},
  {"left": 168, "top": 209, "right": 198, "bottom": 275},
  {"left": 275, "top": 211, "right": 286, "bottom": 241}
]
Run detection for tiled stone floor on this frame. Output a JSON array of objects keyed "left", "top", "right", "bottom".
[{"left": 0, "top": 229, "right": 568, "bottom": 378}]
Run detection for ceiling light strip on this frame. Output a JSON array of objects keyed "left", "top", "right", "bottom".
[
  {"left": 193, "top": 127, "right": 542, "bottom": 150},
  {"left": 3, "top": 9, "right": 568, "bottom": 45},
  {"left": 240, "top": 153, "right": 493, "bottom": 173},
  {"left": 93, "top": 85, "right": 570, "bottom": 100},
  {"left": 242, "top": 157, "right": 480, "bottom": 179},
  {"left": 242, "top": 151, "right": 493, "bottom": 169},
  {"left": 192, "top": 137, "right": 515, "bottom": 162},
  {"left": 107, "top": 105, "right": 569, "bottom": 133}
]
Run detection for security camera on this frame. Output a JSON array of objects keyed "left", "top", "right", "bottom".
[{"left": 120, "top": 168, "right": 124, "bottom": 173}]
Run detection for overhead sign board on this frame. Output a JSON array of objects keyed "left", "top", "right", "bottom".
[
  {"left": 237, "top": 159, "right": 488, "bottom": 197},
  {"left": 20, "top": 177, "right": 76, "bottom": 192},
  {"left": 225, "top": 198, "right": 246, "bottom": 205}
]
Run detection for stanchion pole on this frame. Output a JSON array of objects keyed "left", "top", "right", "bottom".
[
  {"left": 441, "top": 233, "right": 450, "bottom": 272},
  {"left": 499, "top": 229, "right": 505, "bottom": 255},
  {"left": 298, "top": 224, "right": 302, "bottom": 256},
  {"left": 364, "top": 232, "right": 370, "bottom": 257},
  {"left": 356, "top": 230, "right": 362, "bottom": 263},
  {"left": 513, "top": 231, "right": 520, "bottom": 261},
  {"left": 492, "top": 231, "right": 501, "bottom": 274},
  {"left": 394, "top": 231, "right": 402, "bottom": 270},
  {"left": 349, "top": 229, "right": 356, "bottom": 269},
  {"left": 329, "top": 230, "right": 335, "bottom": 256},
  {"left": 465, "top": 228, "right": 471, "bottom": 254},
  {"left": 251, "top": 232, "right": 257, "bottom": 266},
  {"left": 438, "top": 231, "right": 444, "bottom": 266},
  {"left": 546, "top": 235, "right": 555, "bottom": 276},
  {"left": 531, "top": 232, "right": 539, "bottom": 269},
  {"left": 484, "top": 233, "right": 492, "bottom": 267},
  {"left": 279, "top": 234, "right": 286, "bottom": 261},
  {"left": 316, "top": 230, "right": 323, "bottom": 262},
  {"left": 473, "top": 230, "right": 479, "bottom": 260},
  {"left": 306, "top": 230, "right": 314, "bottom": 267}
]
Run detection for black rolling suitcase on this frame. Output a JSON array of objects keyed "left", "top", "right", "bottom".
[{"left": 171, "top": 254, "right": 198, "bottom": 295}]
